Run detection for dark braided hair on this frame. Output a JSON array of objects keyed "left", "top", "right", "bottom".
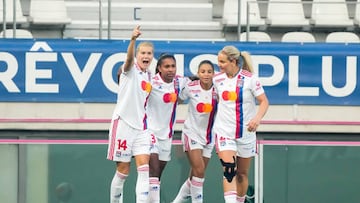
[{"left": 156, "top": 53, "right": 176, "bottom": 74}]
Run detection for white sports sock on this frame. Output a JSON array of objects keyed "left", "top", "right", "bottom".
[
  {"left": 136, "top": 164, "right": 150, "bottom": 203},
  {"left": 149, "top": 177, "right": 160, "bottom": 203},
  {"left": 236, "top": 195, "right": 246, "bottom": 203},
  {"left": 224, "top": 191, "right": 237, "bottom": 203},
  {"left": 190, "top": 176, "right": 204, "bottom": 203},
  {"left": 172, "top": 178, "right": 191, "bottom": 203},
  {"left": 110, "top": 171, "right": 128, "bottom": 203}
]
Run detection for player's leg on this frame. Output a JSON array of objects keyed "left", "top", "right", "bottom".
[
  {"left": 235, "top": 157, "right": 251, "bottom": 203},
  {"left": 216, "top": 134, "right": 237, "bottom": 203},
  {"left": 172, "top": 177, "right": 191, "bottom": 203},
  {"left": 148, "top": 131, "right": 161, "bottom": 203},
  {"left": 134, "top": 154, "right": 150, "bottom": 203},
  {"left": 133, "top": 129, "right": 152, "bottom": 203},
  {"left": 107, "top": 118, "right": 134, "bottom": 203},
  {"left": 235, "top": 136, "right": 256, "bottom": 203},
  {"left": 187, "top": 148, "right": 205, "bottom": 203},
  {"left": 189, "top": 142, "right": 213, "bottom": 202},
  {"left": 110, "top": 162, "right": 130, "bottom": 203},
  {"left": 185, "top": 134, "right": 210, "bottom": 203},
  {"left": 218, "top": 150, "right": 237, "bottom": 203},
  {"left": 149, "top": 135, "right": 171, "bottom": 203},
  {"left": 172, "top": 133, "right": 192, "bottom": 203},
  {"left": 201, "top": 141, "right": 214, "bottom": 173}
]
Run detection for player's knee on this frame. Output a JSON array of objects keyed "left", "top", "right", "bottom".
[
  {"left": 116, "top": 162, "right": 130, "bottom": 174},
  {"left": 236, "top": 173, "right": 247, "bottom": 183},
  {"left": 220, "top": 156, "right": 236, "bottom": 183}
]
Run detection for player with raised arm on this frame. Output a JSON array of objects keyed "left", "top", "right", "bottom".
[{"left": 107, "top": 25, "right": 154, "bottom": 203}]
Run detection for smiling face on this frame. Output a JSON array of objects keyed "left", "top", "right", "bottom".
[
  {"left": 157, "top": 57, "right": 176, "bottom": 83},
  {"left": 217, "top": 52, "right": 238, "bottom": 76},
  {"left": 136, "top": 43, "right": 154, "bottom": 71},
  {"left": 198, "top": 62, "right": 214, "bottom": 88}
]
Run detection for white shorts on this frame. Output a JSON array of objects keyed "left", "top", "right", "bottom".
[
  {"left": 149, "top": 130, "right": 172, "bottom": 161},
  {"left": 182, "top": 133, "right": 214, "bottom": 158},
  {"left": 215, "top": 130, "right": 256, "bottom": 158},
  {"left": 107, "top": 117, "right": 151, "bottom": 162}
]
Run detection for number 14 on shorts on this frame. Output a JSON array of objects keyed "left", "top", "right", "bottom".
[{"left": 117, "top": 139, "right": 128, "bottom": 150}]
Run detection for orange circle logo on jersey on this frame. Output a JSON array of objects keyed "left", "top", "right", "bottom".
[
  {"left": 141, "top": 81, "right": 152, "bottom": 93},
  {"left": 222, "top": 91, "right": 237, "bottom": 101},
  {"left": 163, "top": 93, "right": 177, "bottom": 103},
  {"left": 196, "top": 103, "right": 213, "bottom": 113}
]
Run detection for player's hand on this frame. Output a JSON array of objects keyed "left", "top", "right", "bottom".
[
  {"left": 131, "top": 25, "right": 141, "bottom": 40},
  {"left": 247, "top": 119, "right": 260, "bottom": 132}
]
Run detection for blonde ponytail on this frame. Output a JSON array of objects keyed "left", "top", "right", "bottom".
[{"left": 240, "top": 51, "right": 254, "bottom": 73}]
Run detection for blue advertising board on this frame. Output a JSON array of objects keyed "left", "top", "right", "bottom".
[{"left": 0, "top": 39, "right": 359, "bottom": 105}]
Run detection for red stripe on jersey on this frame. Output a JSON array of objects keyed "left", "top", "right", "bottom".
[
  {"left": 168, "top": 77, "right": 180, "bottom": 138},
  {"left": 143, "top": 93, "right": 150, "bottom": 130},
  {"left": 206, "top": 87, "right": 217, "bottom": 144},
  {"left": 235, "top": 75, "right": 243, "bottom": 139}
]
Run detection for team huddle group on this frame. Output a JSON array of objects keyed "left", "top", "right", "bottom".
[{"left": 106, "top": 26, "right": 269, "bottom": 203}]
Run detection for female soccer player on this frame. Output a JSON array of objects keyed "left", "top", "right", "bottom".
[
  {"left": 146, "top": 53, "right": 189, "bottom": 203},
  {"left": 214, "top": 45, "right": 269, "bottom": 203},
  {"left": 107, "top": 25, "right": 154, "bottom": 203},
  {"left": 172, "top": 60, "right": 217, "bottom": 203}
]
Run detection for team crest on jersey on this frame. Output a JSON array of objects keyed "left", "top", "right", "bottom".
[
  {"left": 237, "top": 77, "right": 244, "bottom": 87},
  {"left": 219, "top": 136, "right": 227, "bottom": 146}
]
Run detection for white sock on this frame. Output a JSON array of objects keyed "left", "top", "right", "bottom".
[
  {"left": 136, "top": 164, "right": 150, "bottom": 203},
  {"left": 172, "top": 178, "right": 191, "bottom": 203},
  {"left": 190, "top": 176, "right": 204, "bottom": 203},
  {"left": 236, "top": 195, "right": 246, "bottom": 203},
  {"left": 149, "top": 177, "right": 160, "bottom": 203},
  {"left": 110, "top": 171, "right": 128, "bottom": 203},
  {"left": 224, "top": 191, "right": 237, "bottom": 203}
]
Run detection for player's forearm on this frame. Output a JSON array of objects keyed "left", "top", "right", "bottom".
[
  {"left": 123, "top": 38, "right": 136, "bottom": 72},
  {"left": 255, "top": 95, "right": 269, "bottom": 121}
]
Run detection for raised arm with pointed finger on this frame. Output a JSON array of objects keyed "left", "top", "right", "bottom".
[
  {"left": 107, "top": 25, "right": 156, "bottom": 203},
  {"left": 123, "top": 25, "right": 142, "bottom": 73}
]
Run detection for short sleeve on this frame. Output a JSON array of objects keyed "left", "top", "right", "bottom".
[{"left": 250, "top": 74, "right": 265, "bottom": 97}]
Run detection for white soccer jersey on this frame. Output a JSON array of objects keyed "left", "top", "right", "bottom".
[
  {"left": 213, "top": 69, "right": 265, "bottom": 139},
  {"left": 146, "top": 73, "right": 188, "bottom": 140},
  {"left": 179, "top": 80, "right": 217, "bottom": 145},
  {"left": 112, "top": 63, "right": 152, "bottom": 130}
]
